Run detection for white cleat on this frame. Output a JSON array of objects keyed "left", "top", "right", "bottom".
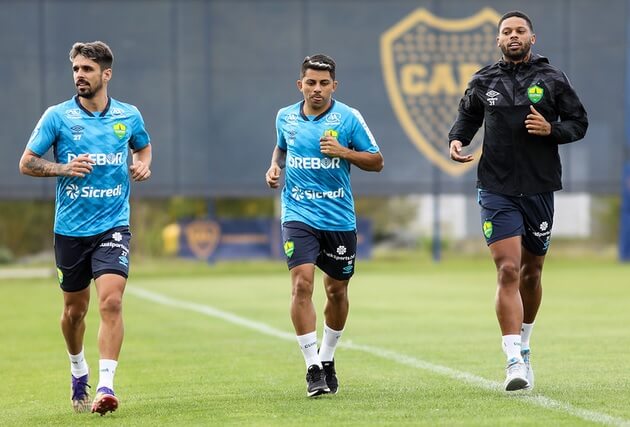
[
  {"left": 521, "top": 349, "right": 534, "bottom": 390},
  {"left": 504, "top": 358, "right": 530, "bottom": 391}
]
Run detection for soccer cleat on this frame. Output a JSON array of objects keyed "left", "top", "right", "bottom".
[
  {"left": 504, "top": 358, "right": 529, "bottom": 391},
  {"left": 91, "top": 387, "right": 119, "bottom": 416},
  {"left": 321, "top": 360, "right": 338, "bottom": 394},
  {"left": 305, "top": 364, "right": 330, "bottom": 397},
  {"left": 71, "top": 374, "right": 91, "bottom": 413},
  {"left": 521, "top": 348, "right": 534, "bottom": 390}
]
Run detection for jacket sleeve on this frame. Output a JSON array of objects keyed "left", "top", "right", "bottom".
[
  {"left": 448, "top": 82, "right": 485, "bottom": 147},
  {"left": 549, "top": 72, "right": 588, "bottom": 144}
]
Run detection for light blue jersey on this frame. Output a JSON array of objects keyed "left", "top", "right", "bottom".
[
  {"left": 276, "top": 99, "right": 379, "bottom": 231},
  {"left": 27, "top": 96, "right": 150, "bottom": 236}
]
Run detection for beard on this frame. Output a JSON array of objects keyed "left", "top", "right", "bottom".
[
  {"left": 500, "top": 40, "right": 532, "bottom": 62},
  {"left": 76, "top": 80, "right": 103, "bottom": 99}
]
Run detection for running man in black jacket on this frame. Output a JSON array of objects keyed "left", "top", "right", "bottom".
[{"left": 449, "top": 10, "right": 587, "bottom": 391}]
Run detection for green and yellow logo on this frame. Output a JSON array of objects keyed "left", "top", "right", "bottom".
[
  {"left": 284, "top": 240, "right": 295, "bottom": 258},
  {"left": 57, "top": 267, "right": 64, "bottom": 284},
  {"left": 483, "top": 220, "right": 493, "bottom": 239},
  {"left": 113, "top": 122, "right": 127, "bottom": 139},
  {"left": 527, "top": 85, "right": 544, "bottom": 103},
  {"left": 323, "top": 129, "right": 338, "bottom": 138},
  {"left": 381, "top": 8, "right": 500, "bottom": 176}
]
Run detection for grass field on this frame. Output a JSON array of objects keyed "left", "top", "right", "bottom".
[{"left": 1, "top": 255, "right": 629, "bottom": 426}]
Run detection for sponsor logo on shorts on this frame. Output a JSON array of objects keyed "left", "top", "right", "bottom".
[
  {"left": 336, "top": 245, "right": 347, "bottom": 255},
  {"left": 118, "top": 255, "right": 129, "bottom": 266},
  {"left": 342, "top": 264, "right": 354, "bottom": 275},
  {"left": 323, "top": 250, "right": 355, "bottom": 262},
  {"left": 112, "top": 232, "right": 123, "bottom": 242},
  {"left": 532, "top": 221, "right": 552, "bottom": 238},
  {"left": 57, "top": 268, "right": 63, "bottom": 284},
  {"left": 284, "top": 240, "right": 295, "bottom": 258},
  {"left": 483, "top": 220, "right": 493, "bottom": 238}
]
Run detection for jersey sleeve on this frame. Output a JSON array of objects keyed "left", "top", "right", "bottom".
[
  {"left": 448, "top": 78, "right": 485, "bottom": 147},
  {"left": 128, "top": 106, "right": 151, "bottom": 150},
  {"left": 276, "top": 109, "right": 287, "bottom": 150},
  {"left": 348, "top": 108, "right": 379, "bottom": 153},
  {"left": 26, "top": 107, "right": 59, "bottom": 156}
]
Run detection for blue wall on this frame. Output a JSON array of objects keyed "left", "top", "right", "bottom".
[{"left": 1, "top": 0, "right": 626, "bottom": 198}]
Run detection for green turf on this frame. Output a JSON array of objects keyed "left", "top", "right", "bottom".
[{"left": 1, "top": 256, "right": 629, "bottom": 426}]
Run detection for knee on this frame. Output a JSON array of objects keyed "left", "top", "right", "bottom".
[
  {"left": 100, "top": 295, "right": 123, "bottom": 315},
  {"left": 497, "top": 261, "right": 520, "bottom": 285},
  {"left": 63, "top": 303, "right": 88, "bottom": 325},
  {"left": 325, "top": 282, "right": 348, "bottom": 303},
  {"left": 521, "top": 265, "right": 542, "bottom": 289},
  {"left": 291, "top": 274, "right": 314, "bottom": 299}
]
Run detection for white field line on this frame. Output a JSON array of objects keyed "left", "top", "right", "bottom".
[{"left": 127, "top": 286, "right": 630, "bottom": 427}]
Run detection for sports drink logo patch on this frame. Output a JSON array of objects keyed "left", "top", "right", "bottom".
[
  {"left": 483, "top": 220, "right": 493, "bottom": 238},
  {"left": 527, "top": 85, "right": 544, "bottom": 103},
  {"left": 284, "top": 240, "right": 295, "bottom": 258},
  {"left": 381, "top": 8, "right": 500, "bottom": 176},
  {"left": 113, "top": 123, "right": 127, "bottom": 139}
]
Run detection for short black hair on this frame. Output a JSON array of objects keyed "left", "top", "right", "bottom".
[
  {"left": 301, "top": 54, "right": 336, "bottom": 80},
  {"left": 498, "top": 11, "right": 533, "bottom": 33},
  {"left": 69, "top": 41, "right": 113, "bottom": 70}
]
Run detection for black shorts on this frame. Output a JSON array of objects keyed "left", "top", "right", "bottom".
[
  {"left": 478, "top": 189, "right": 554, "bottom": 256},
  {"left": 281, "top": 221, "right": 357, "bottom": 280},
  {"left": 54, "top": 226, "right": 131, "bottom": 292}
]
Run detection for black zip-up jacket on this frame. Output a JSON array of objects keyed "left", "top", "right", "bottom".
[{"left": 448, "top": 54, "right": 588, "bottom": 196}]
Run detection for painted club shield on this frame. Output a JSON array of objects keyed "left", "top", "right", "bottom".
[
  {"left": 184, "top": 220, "right": 221, "bottom": 260},
  {"left": 381, "top": 8, "right": 500, "bottom": 176}
]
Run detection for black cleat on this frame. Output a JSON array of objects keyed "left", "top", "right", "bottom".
[
  {"left": 322, "top": 360, "right": 338, "bottom": 394},
  {"left": 306, "top": 364, "right": 330, "bottom": 397}
]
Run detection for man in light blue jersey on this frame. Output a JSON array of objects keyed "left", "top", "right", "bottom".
[
  {"left": 19, "top": 41, "right": 152, "bottom": 415},
  {"left": 265, "top": 54, "right": 383, "bottom": 397}
]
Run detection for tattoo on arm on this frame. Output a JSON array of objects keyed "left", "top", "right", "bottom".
[{"left": 24, "top": 156, "right": 61, "bottom": 177}]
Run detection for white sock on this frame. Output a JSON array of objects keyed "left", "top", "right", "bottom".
[
  {"left": 96, "top": 359, "right": 118, "bottom": 391},
  {"left": 520, "top": 322, "right": 535, "bottom": 350},
  {"left": 296, "top": 331, "right": 320, "bottom": 368},
  {"left": 68, "top": 348, "right": 89, "bottom": 378},
  {"left": 502, "top": 335, "right": 523, "bottom": 362},
  {"left": 319, "top": 324, "right": 343, "bottom": 362}
]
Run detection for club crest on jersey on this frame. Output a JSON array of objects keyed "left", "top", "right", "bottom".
[
  {"left": 381, "top": 8, "right": 500, "bottom": 176},
  {"left": 113, "top": 122, "right": 127, "bottom": 139},
  {"left": 184, "top": 220, "right": 221, "bottom": 260},
  {"left": 527, "top": 85, "right": 544, "bottom": 103}
]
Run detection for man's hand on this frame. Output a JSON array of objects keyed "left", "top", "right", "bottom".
[
  {"left": 449, "top": 140, "right": 474, "bottom": 163},
  {"left": 130, "top": 161, "right": 151, "bottom": 181},
  {"left": 265, "top": 164, "right": 282, "bottom": 188},
  {"left": 63, "top": 154, "right": 95, "bottom": 178},
  {"left": 525, "top": 105, "right": 551, "bottom": 136},
  {"left": 320, "top": 134, "right": 348, "bottom": 158}
]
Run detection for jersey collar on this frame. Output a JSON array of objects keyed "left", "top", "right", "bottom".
[
  {"left": 299, "top": 99, "right": 335, "bottom": 122},
  {"left": 74, "top": 95, "right": 111, "bottom": 117}
]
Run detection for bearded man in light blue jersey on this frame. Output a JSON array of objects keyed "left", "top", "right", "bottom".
[
  {"left": 265, "top": 54, "right": 383, "bottom": 397},
  {"left": 19, "top": 41, "right": 152, "bottom": 416}
]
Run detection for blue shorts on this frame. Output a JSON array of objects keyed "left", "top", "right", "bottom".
[
  {"left": 54, "top": 226, "right": 131, "bottom": 292},
  {"left": 478, "top": 190, "right": 554, "bottom": 256},
  {"left": 281, "top": 221, "right": 357, "bottom": 280}
]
